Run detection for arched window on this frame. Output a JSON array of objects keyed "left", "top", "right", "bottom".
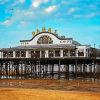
[{"left": 37, "top": 35, "right": 53, "bottom": 44}]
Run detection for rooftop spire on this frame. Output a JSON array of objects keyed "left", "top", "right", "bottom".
[
  {"left": 54, "top": 30, "right": 57, "bottom": 34},
  {"left": 42, "top": 27, "right": 46, "bottom": 32},
  {"left": 32, "top": 31, "right": 35, "bottom": 36},
  {"left": 32, "top": 27, "right": 57, "bottom": 36},
  {"left": 37, "top": 29, "right": 40, "bottom": 34},
  {"left": 48, "top": 28, "right": 51, "bottom": 33}
]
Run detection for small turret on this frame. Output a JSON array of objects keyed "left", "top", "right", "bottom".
[
  {"left": 48, "top": 28, "right": 51, "bottom": 33},
  {"left": 54, "top": 30, "right": 57, "bottom": 34},
  {"left": 42, "top": 27, "right": 46, "bottom": 32},
  {"left": 32, "top": 32, "right": 35, "bottom": 36},
  {"left": 37, "top": 29, "right": 40, "bottom": 34},
  {"left": 32, "top": 27, "right": 58, "bottom": 36}
]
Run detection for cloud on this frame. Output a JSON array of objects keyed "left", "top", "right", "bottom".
[
  {"left": 0, "top": 8, "right": 35, "bottom": 27},
  {"left": 32, "top": 1, "right": 40, "bottom": 8},
  {"left": 0, "top": 19, "right": 12, "bottom": 26},
  {"left": 51, "top": 0, "right": 56, "bottom": 3},
  {"left": 44, "top": 5, "right": 57, "bottom": 13},
  {"left": 19, "top": 0, "right": 25, "bottom": 3},
  {"left": 67, "top": 7, "right": 77, "bottom": 14},
  {"left": 19, "top": 21, "right": 28, "bottom": 27},
  {"left": 85, "top": 13, "right": 96, "bottom": 18},
  {"left": 11, "top": 9, "right": 35, "bottom": 22},
  {"left": 61, "top": 1, "right": 70, "bottom": 5},
  {"left": 32, "top": 0, "right": 49, "bottom": 8}
]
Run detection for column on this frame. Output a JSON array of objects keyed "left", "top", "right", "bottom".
[
  {"left": 84, "top": 48, "right": 86, "bottom": 57},
  {"left": 45, "top": 50, "right": 48, "bottom": 58},
  {"left": 26, "top": 51, "right": 29, "bottom": 58},
  {"left": 75, "top": 49, "right": 78, "bottom": 57},
  {"left": 28, "top": 51, "right": 31, "bottom": 58},
  {"left": 13, "top": 51, "right": 16, "bottom": 58},
  {"left": 1, "top": 52, "right": 3, "bottom": 58},
  {"left": 0, "top": 51, "right": 1, "bottom": 58},
  {"left": 60, "top": 49, "right": 63, "bottom": 58},
  {"left": 53, "top": 50, "right": 55, "bottom": 57},
  {"left": 68, "top": 50, "right": 70, "bottom": 57},
  {"left": 40, "top": 51, "right": 42, "bottom": 58}
]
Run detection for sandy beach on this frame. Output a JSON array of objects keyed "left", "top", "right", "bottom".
[
  {"left": 0, "top": 88, "right": 100, "bottom": 100},
  {"left": 0, "top": 79, "right": 100, "bottom": 100}
]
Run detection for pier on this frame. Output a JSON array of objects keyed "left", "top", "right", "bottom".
[
  {"left": 0, "top": 28, "right": 100, "bottom": 80},
  {"left": 0, "top": 57, "right": 100, "bottom": 80}
]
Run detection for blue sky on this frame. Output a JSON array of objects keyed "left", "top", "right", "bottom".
[{"left": 0, "top": 0, "right": 100, "bottom": 48}]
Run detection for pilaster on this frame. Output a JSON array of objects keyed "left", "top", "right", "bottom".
[
  {"left": 60, "top": 49, "right": 63, "bottom": 57},
  {"left": 45, "top": 50, "right": 48, "bottom": 58}
]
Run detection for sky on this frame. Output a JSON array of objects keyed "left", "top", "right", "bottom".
[{"left": 0, "top": 0, "right": 100, "bottom": 48}]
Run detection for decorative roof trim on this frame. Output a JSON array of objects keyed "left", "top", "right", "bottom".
[
  {"left": 20, "top": 32, "right": 72, "bottom": 42},
  {"left": 0, "top": 45, "right": 76, "bottom": 51}
]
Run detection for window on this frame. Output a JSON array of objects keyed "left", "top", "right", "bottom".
[
  {"left": 78, "top": 49, "right": 84, "bottom": 56},
  {"left": 55, "top": 50, "right": 60, "bottom": 57},
  {"left": 63, "top": 50, "right": 68, "bottom": 57},
  {"left": 37, "top": 35, "right": 53, "bottom": 44},
  {"left": 3, "top": 51, "right": 7, "bottom": 57},
  {"left": 15, "top": 51, "right": 20, "bottom": 57},
  {"left": 70, "top": 50, "right": 75, "bottom": 56},
  {"left": 21, "top": 51, "right": 26, "bottom": 57},
  {"left": 49, "top": 50, "right": 54, "bottom": 57},
  {"left": 8, "top": 51, "right": 13, "bottom": 57}
]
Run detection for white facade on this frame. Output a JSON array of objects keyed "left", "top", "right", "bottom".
[
  {"left": 76, "top": 46, "right": 90, "bottom": 57},
  {"left": 20, "top": 32, "right": 72, "bottom": 46},
  {"left": 0, "top": 28, "right": 92, "bottom": 58}
]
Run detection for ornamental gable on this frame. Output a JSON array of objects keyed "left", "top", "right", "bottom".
[{"left": 20, "top": 27, "right": 73, "bottom": 46}]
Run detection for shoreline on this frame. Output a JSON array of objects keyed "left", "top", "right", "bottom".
[{"left": 0, "top": 79, "right": 100, "bottom": 92}]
